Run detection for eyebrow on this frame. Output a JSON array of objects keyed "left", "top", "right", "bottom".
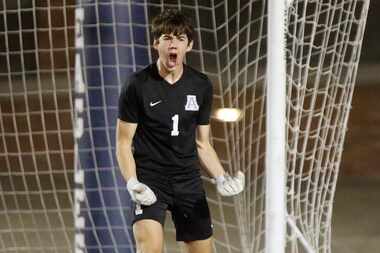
[{"left": 162, "top": 34, "right": 187, "bottom": 38}]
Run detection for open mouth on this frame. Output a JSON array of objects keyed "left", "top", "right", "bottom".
[{"left": 168, "top": 53, "right": 177, "bottom": 67}]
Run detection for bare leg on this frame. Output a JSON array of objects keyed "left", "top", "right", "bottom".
[
  {"left": 133, "top": 219, "right": 164, "bottom": 253},
  {"left": 184, "top": 237, "right": 213, "bottom": 253}
]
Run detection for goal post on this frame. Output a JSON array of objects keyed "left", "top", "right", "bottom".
[
  {"left": 74, "top": 1, "right": 150, "bottom": 252},
  {"left": 265, "top": 1, "right": 287, "bottom": 253}
]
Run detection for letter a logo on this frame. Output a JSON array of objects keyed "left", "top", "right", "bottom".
[{"left": 185, "top": 95, "right": 199, "bottom": 111}]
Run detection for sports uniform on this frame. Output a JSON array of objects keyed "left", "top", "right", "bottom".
[{"left": 118, "top": 63, "right": 213, "bottom": 241}]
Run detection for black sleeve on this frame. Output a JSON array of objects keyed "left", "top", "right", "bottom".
[
  {"left": 118, "top": 77, "right": 140, "bottom": 123},
  {"left": 197, "top": 80, "right": 213, "bottom": 125}
]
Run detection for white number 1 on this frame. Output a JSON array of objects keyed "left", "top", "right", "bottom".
[{"left": 171, "top": 114, "right": 179, "bottom": 136}]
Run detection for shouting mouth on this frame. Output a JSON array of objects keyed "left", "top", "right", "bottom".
[{"left": 167, "top": 53, "right": 178, "bottom": 68}]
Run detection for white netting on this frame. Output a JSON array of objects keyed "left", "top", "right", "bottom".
[
  {"left": 0, "top": 0, "right": 370, "bottom": 253},
  {"left": 0, "top": 0, "right": 75, "bottom": 252},
  {"left": 285, "top": 1, "right": 369, "bottom": 252}
]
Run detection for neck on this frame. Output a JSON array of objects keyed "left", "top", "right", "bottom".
[{"left": 157, "top": 59, "right": 183, "bottom": 85}]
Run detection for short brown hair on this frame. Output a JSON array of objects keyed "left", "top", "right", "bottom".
[{"left": 151, "top": 9, "right": 194, "bottom": 43}]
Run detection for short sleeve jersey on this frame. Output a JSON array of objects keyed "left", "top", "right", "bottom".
[{"left": 118, "top": 63, "right": 213, "bottom": 173}]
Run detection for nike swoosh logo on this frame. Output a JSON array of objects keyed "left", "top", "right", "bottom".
[{"left": 150, "top": 100, "right": 162, "bottom": 107}]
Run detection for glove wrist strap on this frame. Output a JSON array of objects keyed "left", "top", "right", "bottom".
[
  {"left": 127, "top": 177, "right": 139, "bottom": 188},
  {"left": 215, "top": 175, "right": 226, "bottom": 185}
]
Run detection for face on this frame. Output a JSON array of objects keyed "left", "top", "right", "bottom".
[{"left": 153, "top": 33, "right": 193, "bottom": 72}]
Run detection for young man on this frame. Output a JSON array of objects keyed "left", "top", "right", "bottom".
[{"left": 116, "top": 9, "right": 244, "bottom": 253}]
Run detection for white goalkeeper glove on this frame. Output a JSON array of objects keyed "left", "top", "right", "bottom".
[
  {"left": 215, "top": 171, "right": 245, "bottom": 197},
  {"left": 127, "top": 177, "right": 157, "bottom": 206}
]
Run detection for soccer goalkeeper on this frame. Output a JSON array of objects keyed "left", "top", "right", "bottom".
[{"left": 116, "top": 9, "right": 244, "bottom": 253}]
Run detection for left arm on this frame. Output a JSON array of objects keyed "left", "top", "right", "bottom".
[
  {"left": 196, "top": 124, "right": 225, "bottom": 178},
  {"left": 197, "top": 124, "right": 245, "bottom": 196},
  {"left": 196, "top": 81, "right": 244, "bottom": 196}
]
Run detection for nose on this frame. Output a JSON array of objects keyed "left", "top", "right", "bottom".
[
  {"left": 169, "top": 42, "right": 177, "bottom": 48},
  {"left": 168, "top": 37, "right": 179, "bottom": 48}
]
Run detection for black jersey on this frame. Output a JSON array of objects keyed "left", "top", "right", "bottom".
[{"left": 118, "top": 63, "right": 213, "bottom": 174}]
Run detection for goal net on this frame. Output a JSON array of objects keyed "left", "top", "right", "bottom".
[{"left": 0, "top": 0, "right": 370, "bottom": 253}]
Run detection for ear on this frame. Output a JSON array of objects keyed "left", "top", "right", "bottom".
[
  {"left": 153, "top": 39, "right": 159, "bottom": 50},
  {"left": 186, "top": 40, "right": 193, "bottom": 52}
]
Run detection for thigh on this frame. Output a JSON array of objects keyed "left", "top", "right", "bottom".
[
  {"left": 184, "top": 237, "right": 213, "bottom": 253},
  {"left": 131, "top": 200, "right": 168, "bottom": 226},
  {"left": 133, "top": 219, "right": 164, "bottom": 253},
  {"left": 132, "top": 169, "right": 173, "bottom": 225},
  {"left": 171, "top": 175, "right": 213, "bottom": 242}
]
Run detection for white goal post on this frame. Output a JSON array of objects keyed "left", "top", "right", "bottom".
[{"left": 265, "top": 0, "right": 287, "bottom": 253}]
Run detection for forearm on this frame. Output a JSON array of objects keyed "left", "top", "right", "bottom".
[
  {"left": 197, "top": 141, "right": 225, "bottom": 178},
  {"left": 116, "top": 142, "right": 137, "bottom": 182}
]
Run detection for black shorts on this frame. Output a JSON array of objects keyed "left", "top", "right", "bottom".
[{"left": 131, "top": 168, "right": 213, "bottom": 242}]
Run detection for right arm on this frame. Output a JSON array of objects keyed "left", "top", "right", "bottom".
[
  {"left": 116, "top": 79, "right": 156, "bottom": 206},
  {"left": 117, "top": 76, "right": 139, "bottom": 182},
  {"left": 116, "top": 119, "right": 138, "bottom": 182},
  {"left": 116, "top": 119, "right": 157, "bottom": 205}
]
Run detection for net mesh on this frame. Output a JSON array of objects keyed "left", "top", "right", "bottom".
[
  {"left": 0, "top": 0, "right": 75, "bottom": 252},
  {"left": 0, "top": 0, "right": 370, "bottom": 253}
]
